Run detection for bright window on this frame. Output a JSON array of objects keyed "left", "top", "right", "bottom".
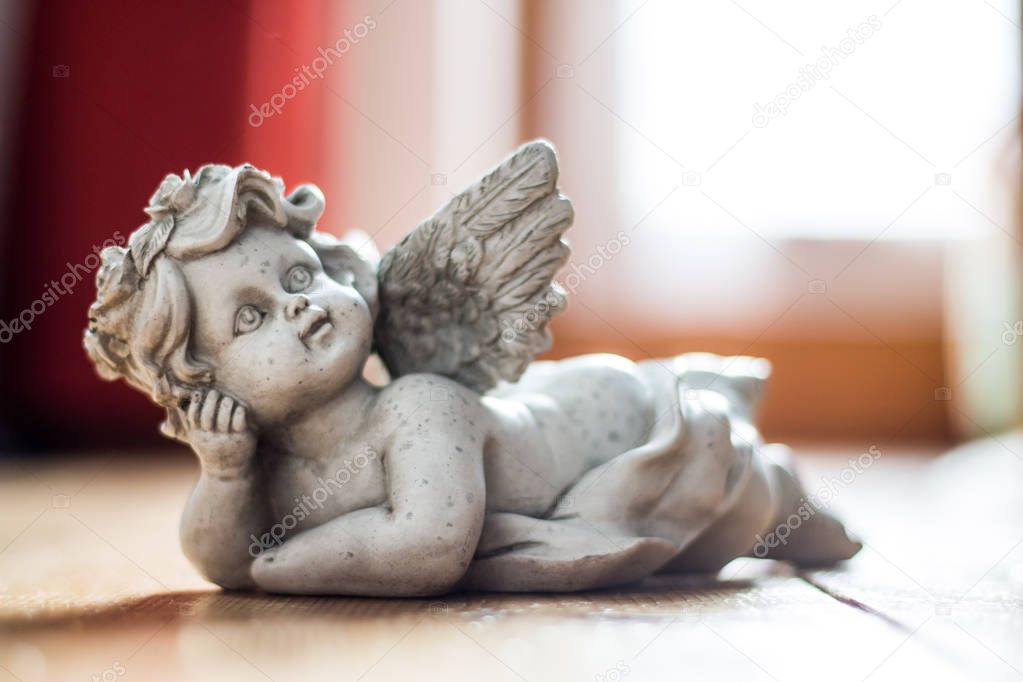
[{"left": 615, "top": 0, "right": 1020, "bottom": 240}]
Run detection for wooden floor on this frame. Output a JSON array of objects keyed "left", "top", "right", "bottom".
[{"left": 1, "top": 438, "right": 1021, "bottom": 682}]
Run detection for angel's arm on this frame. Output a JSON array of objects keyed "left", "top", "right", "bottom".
[
  {"left": 250, "top": 376, "right": 486, "bottom": 596},
  {"left": 178, "top": 390, "right": 270, "bottom": 589},
  {"left": 464, "top": 512, "right": 679, "bottom": 592}
]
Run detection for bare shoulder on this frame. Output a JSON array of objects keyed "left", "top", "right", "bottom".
[
  {"left": 369, "top": 374, "right": 489, "bottom": 526},
  {"left": 371, "top": 373, "right": 490, "bottom": 446}
]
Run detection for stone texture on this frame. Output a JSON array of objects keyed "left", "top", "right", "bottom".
[{"left": 84, "top": 141, "right": 859, "bottom": 596}]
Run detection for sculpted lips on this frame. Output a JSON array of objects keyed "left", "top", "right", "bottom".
[{"left": 299, "top": 309, "right": 332, "bottom": 343}]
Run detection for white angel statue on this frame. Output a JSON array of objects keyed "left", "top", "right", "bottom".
[{"left": 84, "top": 141, "right": 859, "bottom": 595}]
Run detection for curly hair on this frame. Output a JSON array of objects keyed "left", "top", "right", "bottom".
[{"left": 84, "top": 164, "right": 377, "bottom": 441}]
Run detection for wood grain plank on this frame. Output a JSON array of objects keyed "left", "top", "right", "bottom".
[
  {"left": 795, "top": 438, "right": 1023, "bottom": 681},
  {"left": 0, "top": 447, "right": 984, "bottom": 681}
]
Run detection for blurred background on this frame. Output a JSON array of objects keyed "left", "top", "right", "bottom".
[{"left": 0, "top": 0, "right": 1020, "bottom": 452}]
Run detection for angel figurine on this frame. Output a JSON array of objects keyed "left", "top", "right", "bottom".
[{"left": 85, "top": 141, "right": 859, "bottom": 596}]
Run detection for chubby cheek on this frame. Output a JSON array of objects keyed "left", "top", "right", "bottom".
[
  {"left": 322, "top": 289, "right": 373, "bottom": 349},
  {"left": 213, "top": 327, "right": 307, "bottom": 411}
]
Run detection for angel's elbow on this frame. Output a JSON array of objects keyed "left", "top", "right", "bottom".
[
  {"left": 383, "top": 553, "right": 469, "bottom": 596},
  {"left": 412, "top": 554, "right": 471, "bottom": 595},
  {"left": 180, "top": 536, "right": 255, "bottom": 590},
  {"left": 393, "top": 526, "right": 475, "bottom": 594}
]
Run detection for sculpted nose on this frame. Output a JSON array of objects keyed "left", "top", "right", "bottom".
[{"left": 285, "top": 294, "right": 309, "bottom": 320}]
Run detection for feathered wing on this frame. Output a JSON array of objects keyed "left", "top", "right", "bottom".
[{"left": 374, "top": 140, "right": 573, "bottom": 391}]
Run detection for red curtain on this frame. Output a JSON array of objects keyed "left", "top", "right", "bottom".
[{"left": 0, "top": 0, "right": 341, "bottom": 449}]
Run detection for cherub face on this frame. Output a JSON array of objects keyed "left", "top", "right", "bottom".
[{"left": 180, "top": 226, "right": 373, "bottom": 427}]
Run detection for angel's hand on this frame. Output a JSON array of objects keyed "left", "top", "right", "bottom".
[{"left": 179, "top": 389, "right": 257, "bottom": 478}]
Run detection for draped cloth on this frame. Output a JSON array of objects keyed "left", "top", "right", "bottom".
[{"left": 462, "top": 357, "right": 759, "bottom": 592}]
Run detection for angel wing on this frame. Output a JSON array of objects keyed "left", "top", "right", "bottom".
[{"left": 374, "top": 140, "right": 573, "bottom": 391}]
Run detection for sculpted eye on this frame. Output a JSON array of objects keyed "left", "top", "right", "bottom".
[
  {"left": 285, "top": 265, "right": 313, "bottom": 292},
  {"left": 234, "top": 304, "right": 264, "bottom": 335}
]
